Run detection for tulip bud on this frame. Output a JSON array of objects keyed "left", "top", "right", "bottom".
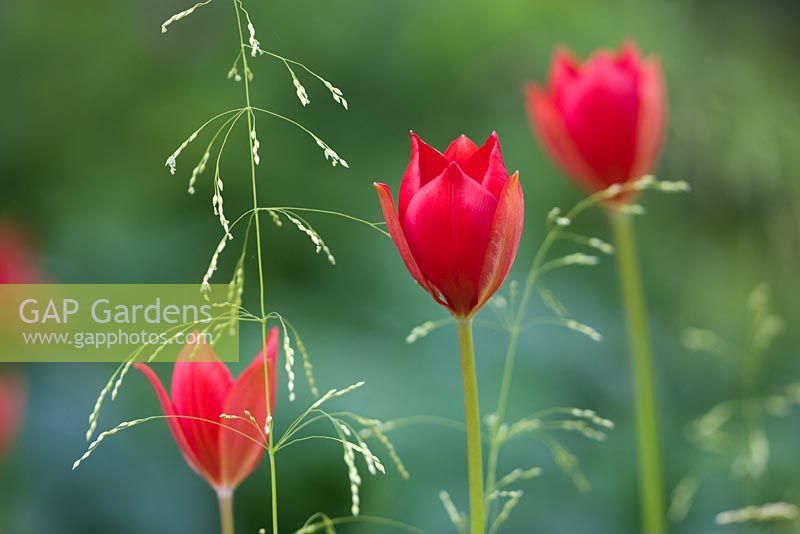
[
  {"left": 375, "top": 132, "right": 524, "bottom": 317},
  {"left": 0, "top": 221, "right": 41, "bottom": 284},
  {"left": 526, "top": 41, "right": 666, "bottom": 198},
  {"left": 135, "top": 328, "right": 279, "bottom": 492}
]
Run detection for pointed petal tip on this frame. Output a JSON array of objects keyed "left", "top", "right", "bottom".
[
  {"left": 485, "top": 130, "right": 500, "bottom": 145},
  {"left": 409, "top": 131, "right": 438, "bottom": 154},
  {"left": 526, "top": 83, "right": 552, "bottom": 111},
  {"left": 644, "top": 56, "right": 663, "bottom": 72},
  {"left": 409, "top": 131, "right": 419, "bottom": 149},
  {"left": 554, "top": 45, "right": 578, "bottom": 64},
  {"left": 526, "top": 83, "right": 554, "bottom": 120},
  {"left": 550, "top": 46, "right": 582, "bottom": 84},
  {"left": 444, "top": 135, "right": 480, "bottom": 163},
  {"left": 440, "top": 160, "right": 471, "bottom": 183},
  {"left": 526, "top": 82, "right": 544, "bottom": 96},
  {"left": 619, "top": 38, "right": 642, "bottom": 55}
]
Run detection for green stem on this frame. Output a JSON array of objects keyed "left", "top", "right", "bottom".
[
  {"left": 484, "top": 326, "right": 518, "bottom": 503},
  {"left": 231, "top": 1, "right": 277, "bottom": 532},
  {"left": 609, "top": 211, "right": 665, "bottom": 534},
  {"left": 485, "top": 228, "right": 558, "bottom": 506},
  {"left": 488, "top": 187, "right": 611, "bottom": 447},
  {"left": 456, "top": 319, "right": 485, "bottom": 534},
  {"left": 218, "top": 489, "right": 235, "bottom": 534},
  {"left": 269, "top": 450, "right": 279, "bottom": 529}
]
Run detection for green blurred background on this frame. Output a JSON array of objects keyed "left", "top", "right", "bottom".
[{"left": 1, "top": 0, "right": 799, "bottom": 532}]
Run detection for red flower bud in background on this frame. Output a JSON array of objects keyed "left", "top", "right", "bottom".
[
  {"left": 0, "top": 221, "right": 41, "bottom": 284},
  {"left": 135, "top": 328, "right": 278, "bottom": 493},
  {"left": 0, "top": 374, "right": 25, "bottom": 461},
  {"left": 375, "top": 132, "right": 524, "bottom": 317},
  {"left": 526, "top": 41, "right": 666, "bottom": 195},
  {"left": 0, "top": 221, "right": 37, "bottom": 463}
]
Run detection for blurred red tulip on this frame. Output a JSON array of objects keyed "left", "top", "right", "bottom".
[
  {"left": 0, "top": 373, "right": 25, "bottom": 461},
  {"left": 0, "top": 222, "right": 36, "bottom": 462},
  {"left": 526, "top": 41, "right": 666, "bottom": 195},
  {"left": 135, "top": 328, "right": 278, "bottom": 492},
  {"left": 375, "top": 132, "right": 524, "bottom": 317},
  {"left": 0, "top": 221, "right": 40, "bottom": 283}
]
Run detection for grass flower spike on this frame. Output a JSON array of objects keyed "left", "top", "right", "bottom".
[
  {"left": 526, "top": 41, "right": 665, "bottom": 196},
  {"left": 134, "top": 328, "right": 278, "bottom": 493},
  {"left": 374, "top": 132, "right": 524, "bottom": 317}
]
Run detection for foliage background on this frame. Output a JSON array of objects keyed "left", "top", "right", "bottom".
[{"left": 1, "top": 0, "right": 798, "bottom": 532}]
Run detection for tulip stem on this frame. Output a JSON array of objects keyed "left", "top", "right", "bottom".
[
  {"left": 217, "top": 489, "right": 235, "bottom": 534},
  {"left": 456, "top": 318, "right": 485, "bottom": 534},
  {"left": 609, "top": 211, "right": 665, "bottom": 534}
]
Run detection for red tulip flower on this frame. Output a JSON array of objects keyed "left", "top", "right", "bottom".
[
  {"left": 0, "top": 222, "right": 36, "bottom": 463},
  {"left": 526, "top": 41, "right": 666, "bottom": 196},
  {"left": 0, "top": 373, "right": 25, "bottom": 461},
  {"left": 529, "top": 43, "right": 670, "bottom": 532},
  {"left": 135, "top": 328, "right": 278, "bottom": 493},
  {"left": 374, "top": 132, "right": 524, "bottom": 317}
]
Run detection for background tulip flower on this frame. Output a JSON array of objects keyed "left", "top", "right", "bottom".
[
  {"left": 526, "top": 41, "right": 666, "bottom": 196},
  {"left": 0, "top": 221, "right": 41, "bottom": 284},
  {"left": 0, "top": 223, "right": 35, "bottom": 465},
  {"left": 528, "top": 42, "right": 669, "bottom": 534},
  {"left": 135, "top": 328, "right": 278, "bottom": 533},
  {"left": 0, "top": 373, "right": 25, "bottom": 462},
  {"left": 374, "top": 132, "right": 524, "bottom": 318}
]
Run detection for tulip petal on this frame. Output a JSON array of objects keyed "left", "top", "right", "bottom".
[
  {"left": 135, "top": 363, "right": 216, "bottom": 485},
  {"left": 557, "top": 53, "right": 640, "bottom": 185},
  {"left": 475, "top": 172, "right": 524, "bottom": 312},
  {"left": 550, "top": 46, "right": 581, "bottom": 96},
  {"left": 170, "top": 342, "right": 233, "bottom": 486},
  {"left": 526, "top": 84, "right": 601, "bottom": 191},
  {"left": 219, "top": 328, "right": 278, "bottom": 489},
  {"left": 631, "top": 58, "right": 666, "bottom": 180},
  {"left": 462, "top": 131, "right": 508, "bottom": 199},
  {"left": 617, "top": 40, "right": 642, "bottom": 72},
  {"left": 443, "top": 135, "right": 479, "bottom": 166},
  {"left": 399, "top": 132, "right": 449, "bottom": 219},
  {"left": 403, "top": 162, "right": 497, "bottom": 315},
  {"left": 374, "top": 182, "right": 448, "bottom": 307},
  {"left": 0, "top": 223, "right": 41, "bottom": 283}
]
